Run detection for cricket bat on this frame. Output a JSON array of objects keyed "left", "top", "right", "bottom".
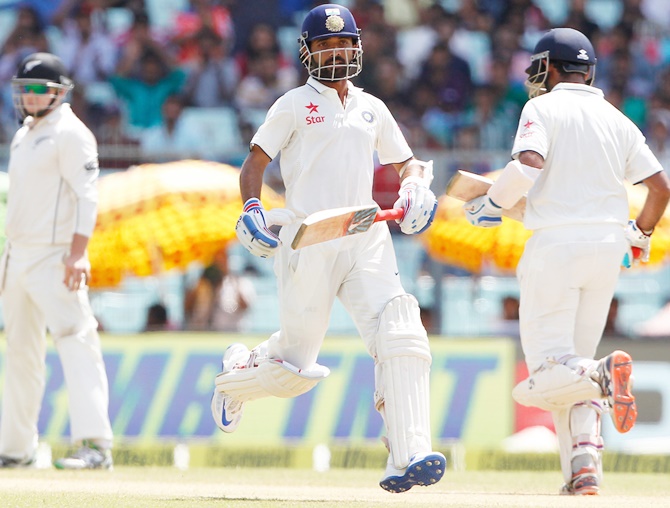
[
  {"left": 291, "top": 206, "right": 404, "bottom": 250},
  {"left": 446, "top": 170, "right": 526, "bottom": 222}
]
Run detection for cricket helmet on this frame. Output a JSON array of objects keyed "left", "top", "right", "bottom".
[
  {"left": 298, "top": 4, "right": 363, "bottom": 81},
  {"left": 12, "top": 52, "right": 73, "bottom": 119},
  {"left": 525, "top": 28, "right": 596, "bottom": 98}
]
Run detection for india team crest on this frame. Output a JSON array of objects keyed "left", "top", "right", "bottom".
[{"left": 325, "top": 14, "right": 345, "bottom": 32}]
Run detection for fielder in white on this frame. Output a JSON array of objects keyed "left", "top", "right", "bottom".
[
  {"left": 464, "top": 28, "right": 670, "bottom": 495},
  {"left": 0, "top": 53, "right": 113, "bottom": 469},
  {"left": 212, "top": 4, "right": 444, "bottom": 493}
]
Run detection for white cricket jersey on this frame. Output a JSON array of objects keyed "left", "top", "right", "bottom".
[
  {"left": 251, "top": 76, "right": 413, "bottom": 217},
  {"left": 511, "top": 83, "right": 663, "bottom": 230},
  {"left": 5, "top": 103, "right": 99, "bottom": 245}
]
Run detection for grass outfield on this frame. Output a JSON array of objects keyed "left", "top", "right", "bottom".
[{"left": 1, "top": 467, "right": 670, "bottom": 508}]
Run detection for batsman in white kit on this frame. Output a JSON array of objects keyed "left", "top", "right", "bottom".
[
  {"left": 463, "top": 28, "right": 670, "bottom": 495},
  {"left": 211, "top": 4, "right": 444, "bottom": 493},
  {"left": 0, "top": 53, "right": 113, "bottom": 469}
]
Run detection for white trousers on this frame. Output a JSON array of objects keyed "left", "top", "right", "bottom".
[
  {"left": 268, "top": 220, "right": 406, "bottom": 369},
  {"left": 0, "top": 244, "right": 113, "bottom": 459},
  {"left": 517, "top": 224, "right": 627, "bottom": 372}
]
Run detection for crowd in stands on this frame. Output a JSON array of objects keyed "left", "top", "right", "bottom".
[{"left": 0, "top": 0, "right": 669, "bottom": 175}]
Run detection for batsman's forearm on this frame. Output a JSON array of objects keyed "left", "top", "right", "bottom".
[
  {"left": 636, "top": 171, "right": 670, "bottom": 232},
  {"left": 239, "top": 145, "right": 271, "bottom": 202},
  {"left": 239, "top": 170, "right": 264, "bottom": 202}
]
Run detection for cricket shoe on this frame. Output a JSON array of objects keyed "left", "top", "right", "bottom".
[
  {"left": 54, "top": 441, "right": 113, "bottom": 470},
  {"left": 597, "top": 350, "right": 637, "bottom": 433},
  {"left": 211, "top": 343, "right": 250, "bottom": 433},
  {"left": 379, "top": 452, "right": 446, "bottom": 493},
  {"left": 560, "top": 454, "right": 599, "bottom": 495},
  {"left": 0, "top": 454, "right": 35, "bottom": 468}
]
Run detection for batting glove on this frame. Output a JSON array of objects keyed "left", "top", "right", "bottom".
[
  {"left": 463, "top": 195, "right": 503, "bottom": 227},
  {"left": 623, "top": 219, "right": 651, "bottom": 267},
  {"left": 393, "top": 176, "right": 438, "bottom": 234},
  {"left": 235, "top": 198, "right": 296, "bottom": 258}
]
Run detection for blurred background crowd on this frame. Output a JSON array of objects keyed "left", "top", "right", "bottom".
[
  {"left": 1, "top": 0, "right": 670, "bottom": 337},
  {"left": 0, "top": 0, "right": 669, "bottom": 174}
]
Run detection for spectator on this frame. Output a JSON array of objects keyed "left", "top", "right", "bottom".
[
  {"left": 182, "top": 27, "right": 239, "bottom": 108},
  {"left": 53, "top": 0, "right": 118, "bottom": 86},
  {"left": 234, "top": 49, "right": 298, "bottom": 112},
  {"left": 109, "top": 39, "right": 187, "bottom": 130},
  {"left": 234, "top": 23, "right": 293, "bottom": 79},
  {"left": 112, "top": 10, "right": 164, "bottom": 79},
  {"left": 563, "top": 0, "right": 600, "bottom": 41},
  {"left": 169, "top": 0, "right": 234, "bottom": 65},
  {"left": 183, "top": 247, "right": 256, "bottom": 332},
  {"left": 0, "top": 5, "right": 50, "bottom": 82},
  {"left": 139, "top": 94, "right": 206, "bottom": 160},
  {"left": 351, "top": 23, "right": 396, "bottom": 93},
  {"left": 492, "top": 295, "right": 520, "bottom": 338},
  {"left": 144, "top": 302, "right": 170, "bottom": 332},
  {"left": 461, "top": 85, "right": 518, "bottom": 150}
]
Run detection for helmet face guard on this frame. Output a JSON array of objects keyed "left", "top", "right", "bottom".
[
  {"left": 525, "top": 50, "right": 550, "bottom": 99},
  {"left": 12, "top": 78, "right": 73, "bottom": 119},
  {"left": 298, "top": 4, "right": 363, "bottom": 81},
  {"left": 299, "top": 42, "right": 363, "bottom": 81}
]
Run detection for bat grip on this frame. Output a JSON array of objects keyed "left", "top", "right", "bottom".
[{"left": 375, "top": 208, "right": 404, "bottom": 222}]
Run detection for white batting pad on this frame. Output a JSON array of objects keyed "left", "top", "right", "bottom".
[
  {"left": 513, "top": 361, "right": 602, "bottom": 411},
  {"left": 553, "top": 401, "right": 604, "bottom": 485},
  {"left": 374, "top": 294, "right": 432, "bottom": 469},
  {"left": 215, "top": 359, "right": 330, "bottom": 402}
]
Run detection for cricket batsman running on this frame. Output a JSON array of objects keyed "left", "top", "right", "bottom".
[
  {"left": 463, "top": 28, "right": 670, "bottom": 494},
  {"left": 211, "top": 3, "right": 444, "bottom": 493}
]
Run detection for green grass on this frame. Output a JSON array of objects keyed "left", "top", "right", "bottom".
[{"left": 1, "top": 467, "right": 670, "bottom": 508}]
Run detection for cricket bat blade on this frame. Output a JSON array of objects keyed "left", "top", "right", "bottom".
[{"left": 291, "top": 206, "right": 404, "bottom": 250}]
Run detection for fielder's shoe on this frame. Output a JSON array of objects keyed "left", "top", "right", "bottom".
[
  {"left": 211, "top": 343, "right": 249, "bottom": 433},
  {"left": 0, "top": 454, "right": 35, "bottom": 468},
  {"left": 54, "top": 441, "right": 113, "bottom": 470},
  {"left": 379, "top": 451, "right": 446, "bottom": 493},
  {"left": 597, "top": 350, "right": 637, "bottom": 433},
  {"left": 560, "top": 454, "right": 599, "bottom": 496}
]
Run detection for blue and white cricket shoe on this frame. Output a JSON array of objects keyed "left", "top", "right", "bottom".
[
  {"left": 379, "top": 452, "right": 446, "bottom": 493},
  {"left": 211, "top": 343, "right": 249, "bottom": 433}
]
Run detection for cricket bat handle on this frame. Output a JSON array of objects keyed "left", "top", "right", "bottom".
[{"left": 375, "top": 208, "right": 404, "bottom": 222}]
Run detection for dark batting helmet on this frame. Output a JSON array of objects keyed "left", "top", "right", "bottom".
[
  {"left": 525, "top": 28, "right": 597, "bottom": 98},
  {"left": 11, "top": 52, "right": 74, "bottom": 119},
  {"left": 298, "top": 4, "right": 363, "bottom": 81}
]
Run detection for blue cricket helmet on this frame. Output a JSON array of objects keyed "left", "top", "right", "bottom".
[
  {"left": 525, "top": 27, "right": 597, "bottom": 98},
  {"left": 298, "top": 4, "right": 363, "bottom": 81},
  {"left": 300, "top": 3, "right": 360, "bottom": 42}
]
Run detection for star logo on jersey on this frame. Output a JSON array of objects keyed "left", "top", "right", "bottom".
[
  {"left": 523, "top": 120, "right": 534, "bottom": 129},
  {"left": 306, "top": 102, "right": 319, "bottom": 114}
]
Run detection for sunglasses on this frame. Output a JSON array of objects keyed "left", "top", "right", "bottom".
[{"left": 17, "top": 83, "right": 51, "bottom": 94}]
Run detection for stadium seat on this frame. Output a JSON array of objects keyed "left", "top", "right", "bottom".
[
  {"left": 179, "top": 107, "right": 244, "bottom": 157},
  {"left": 144, "top": 0, "right": 188, "bottom": 29}
]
